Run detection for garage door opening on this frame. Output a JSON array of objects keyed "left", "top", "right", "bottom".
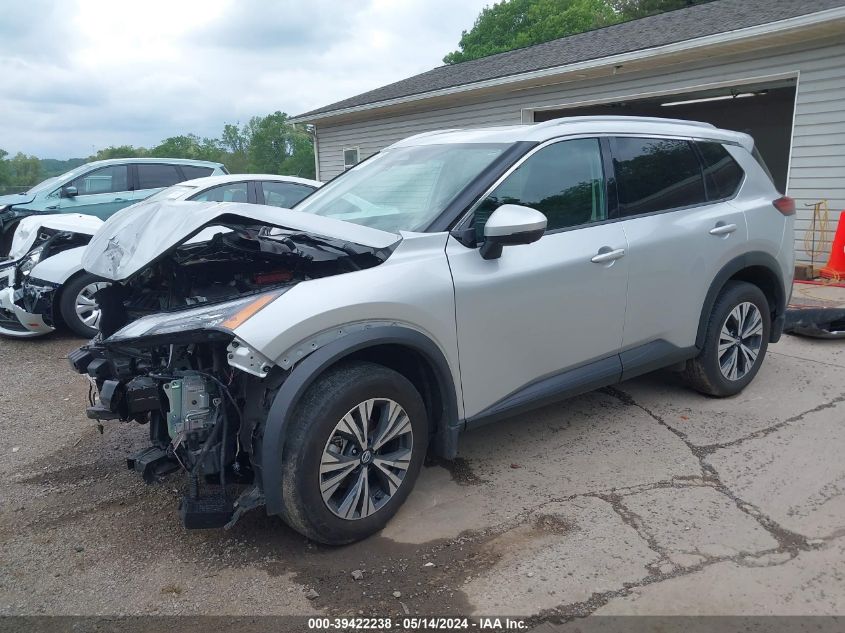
[{"left": 532, "top": 78, "right": 796, "bottom": 193}]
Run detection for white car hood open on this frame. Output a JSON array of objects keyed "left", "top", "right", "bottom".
[
  {"left": 82, "top": 199, "right": 401, "bottom": 281},
  {"left": 10, "top": 213, "right": 104, "bottom": 260}
]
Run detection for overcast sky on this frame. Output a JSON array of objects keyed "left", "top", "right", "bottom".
[{"left": 0, "top": 0, "right": 489, "bottom": 159}]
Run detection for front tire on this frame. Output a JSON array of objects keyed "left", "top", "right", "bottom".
[
  {"left": 280, "top": 361, "right": 429, "bottom": 545},
  {"left": 59, "top": 273, "right": 111, "bottom": 339},
  {"left": 684, "top": 281, "right": 770, "bottom": 397}
]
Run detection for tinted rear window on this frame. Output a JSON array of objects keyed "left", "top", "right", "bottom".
[
  {"left": 180, "top": 165, "right": 214, "bottom": 180},
  {"left": 613, "top": 137, "right": 706, "bottom": 216},
  {"left": 262, "top": 181, "right": 316, "bottom": 208},
  {"left": 136, "top": 164, "right": 183, "bottom": 189},
  {"left": 696, "top": 142, "right": 744, "bottom": 200}
]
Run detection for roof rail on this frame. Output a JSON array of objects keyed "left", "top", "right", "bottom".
[
  {"left": 400, "top": 128, "right": 463, "bottom": 142},
  {"left": 533, "top": 115, "right": 716, "bottom": 129}
]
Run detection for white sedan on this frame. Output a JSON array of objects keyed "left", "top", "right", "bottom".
[{"left": 0, "top": 174, "right": 321, "bottom": 339}]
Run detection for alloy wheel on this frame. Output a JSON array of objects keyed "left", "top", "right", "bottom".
[
  {"left": 319, "top": 398, "right": 413, "bottom": 520},
  {"left": 718, "top": 301, "right": 763, "bottom": 381},
  {"left": 74, "top": 282, "right": 110, "bottom": 329}
]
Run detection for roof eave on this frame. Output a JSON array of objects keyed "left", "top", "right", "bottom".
[{"left": 290, "top": 5, "right": 845, "bottom": 125}]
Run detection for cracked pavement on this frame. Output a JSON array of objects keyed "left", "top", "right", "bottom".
[{"left": 0, "top": 332, "right": 843, "bottom": 623}]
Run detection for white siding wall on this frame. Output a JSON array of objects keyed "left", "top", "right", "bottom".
[{"left": 316, "top": 37, "right": 845, "bottom": 260}]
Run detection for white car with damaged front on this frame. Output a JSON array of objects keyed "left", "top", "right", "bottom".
[{"left": 0, "top": 174, "right": 320, "bottom": 338}]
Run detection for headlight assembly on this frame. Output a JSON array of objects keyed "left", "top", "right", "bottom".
[
  {"left": 107, "top": 287, "right": 287, "bottom": 342},
  {"left": 18, "top": 246, "right": 44, "bottom": 277}
]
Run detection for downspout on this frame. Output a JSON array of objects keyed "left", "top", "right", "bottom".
[{"left": 312, "top": 124, "right": 321, "bottom": 182}]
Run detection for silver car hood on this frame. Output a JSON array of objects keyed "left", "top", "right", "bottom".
[{"left": 82, "top": 200, "right": 401, "bottom": 281}]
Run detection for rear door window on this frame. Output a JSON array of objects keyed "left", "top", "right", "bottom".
[
  {"left": 191, "top": 182, "right": 249, "bottom": 203},
  {"left": 612, "top": 137, "right": 706, "bottom": 216},
  {"left": 696, "top": 142, "right": 744, "bottom": 200},
  {"left": 261, "top": 181, "right": 317, "bottom": 208},
  {"left": 136, "top": 164, "right": 183, "bottom": 189}
]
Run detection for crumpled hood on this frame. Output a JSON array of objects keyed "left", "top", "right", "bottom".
[
  {"left": 0, "top": 192, "right": 36, "bottom": 208},
  {"left": 9, "top": 213, "right": 104, "bottom": 260},
  {"left": 82, "top": 199, "right": 401, "bottom": 281}
]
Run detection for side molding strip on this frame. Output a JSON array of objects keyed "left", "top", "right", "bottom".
[{"left": 466, "top": 355, "right": 622, "bottom": 429}]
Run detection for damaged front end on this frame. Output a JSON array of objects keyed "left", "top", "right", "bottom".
[
  {"left": 69, "top": 315, "right": 278, "bottom": 529},
  {"left": 0, "top": 217, "right": 99, "bottom": 336},
  {"left": 68, "top": 201, "right": 398, "bottom": 529}
]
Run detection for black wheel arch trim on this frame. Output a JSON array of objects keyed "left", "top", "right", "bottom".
[
  {"left": 696, "top": 251, "right": 787, "bottom": 348},
  {"left": 260, "top": 325, "right": 460, "bottom": 516}
]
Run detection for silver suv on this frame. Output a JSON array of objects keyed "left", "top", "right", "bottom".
[{"left": 71, "top": 116, "right": 794, "bottom": 544}]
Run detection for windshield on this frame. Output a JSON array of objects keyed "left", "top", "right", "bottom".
[
  {"left": 295, "top": 143, "right": 508, "bottom": 232},
  {"left": 23, "top": 176, "right": 60, "bottom": 195}
]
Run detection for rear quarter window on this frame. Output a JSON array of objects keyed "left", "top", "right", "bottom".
[
  {"left": 179, "top": 165, "right": 214, "bottom": 180},
  {"left": 696, "top": 142, "right": 744, "bottom": 200}
]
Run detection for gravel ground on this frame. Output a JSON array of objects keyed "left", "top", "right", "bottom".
[{"left": 0, "top": 330, "right": 843, "bottom": 625}]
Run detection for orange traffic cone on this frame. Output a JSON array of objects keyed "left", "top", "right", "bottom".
[{"left": 820, "top": 211, "right": 845, "bottom": 280}]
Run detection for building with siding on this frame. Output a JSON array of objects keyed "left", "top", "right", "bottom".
[{"left": 292, "top": 0, "right": 845, "bottom": 261}]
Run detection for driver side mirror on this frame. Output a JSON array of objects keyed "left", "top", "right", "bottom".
[
  {"left": 61, "top": 185, "right": 78, "bottom": 198},
  {"left": 480, "top": 204, "right": 547, "bottom": 260}
]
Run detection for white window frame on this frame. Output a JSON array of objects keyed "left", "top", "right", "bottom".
[{"left": 343, "top": 146, "right": 360, "bottom": 171}]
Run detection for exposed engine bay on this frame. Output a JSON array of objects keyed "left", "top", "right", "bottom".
[
  {"left": 69, "top": 210, "right": 395, "bottom": 528},
  {"left": 94, "top": 218, "right": 386, "bottom": 338}
]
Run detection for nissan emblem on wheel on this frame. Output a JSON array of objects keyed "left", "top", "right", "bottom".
[{"left": 68, "top": 117, "right": 793, "bottom": 544}]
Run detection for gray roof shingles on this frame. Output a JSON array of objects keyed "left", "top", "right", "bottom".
[{"left": 297, "top": 0, "right": 844, "bottom": 119}]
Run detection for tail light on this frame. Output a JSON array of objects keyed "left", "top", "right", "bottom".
[{"left": 773, "top": 196, "right": 795, "bottom": 216}]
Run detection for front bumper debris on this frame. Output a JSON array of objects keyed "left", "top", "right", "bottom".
[{"left": 0, "top": 273, "right": 56, "bottom": 337}]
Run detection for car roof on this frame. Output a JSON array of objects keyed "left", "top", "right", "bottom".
[
  {"left": 176, "top": 174, "right": 322, "bottom": 189},
  {"left": 81, "top": 157, "right": 226, "bottom": 168},
  {"left": 388, "top": 116, "right": 753, "bottom": 151}
]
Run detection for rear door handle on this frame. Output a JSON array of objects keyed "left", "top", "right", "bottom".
[
  {"left": 45, "top": 205, "right": 58, "bottom": 210},
  {"left": 709, "top": 223, "right": 737, "bottom": 236},
  {"left": 114, "top": 197, "right": 127, "bottom": 202},
  {"left": 591, "top": 248, "right": 626, "bottom": 264}
]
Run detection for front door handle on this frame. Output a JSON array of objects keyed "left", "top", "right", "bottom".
[
  {"left": 45, "top": 205, "right": 58, "bottom": 210},
  {"left": 114, "top": 197, "right": 127, "bottom": 202},
  {"left": 591, "top": 247, "right": 626, "bottom": 264},
  {"left": 709, "top": 223, "right": 737, "bottom": 236}
]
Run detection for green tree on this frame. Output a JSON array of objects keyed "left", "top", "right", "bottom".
[
  {"left": 247, "top": 112, "right": 315, "bottom": 178},
  {"left": 444, "top": 0, "right": 717, "bottom": 64},
  {"left": 150, "top": 134, "right": 206, "bottom": 160},
  {"left": 90, "top": 145, "right": 147, "bottom": 161},
  {"left": 149, "top": 134, "right": 223, "bottom": 163},
  {"left": 220, "top": 123, "right": 251, "bottom": 173},
  {"left": 0, "top": 149, "right": 10, "bottom": 189},
  {"left": 9, "top": 152, "right": 42, "bottom": 188},
  {"left": 611, "top": 0, "right": 711, "bottom": 20},
  {"left": 443, "top": 0, "right": 619, "bottom": 64}
]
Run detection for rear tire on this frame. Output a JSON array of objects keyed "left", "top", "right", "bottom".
[
  {"left": 59, "top": 273, "right": 111, "bottom": 339},
  {"left": 684, "top": 281, "right": 770, "bottom": 397},
  {"left": 280, "top": 361, "right": 429, "bottom": 544}
]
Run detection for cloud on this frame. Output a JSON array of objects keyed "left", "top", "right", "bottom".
[{"left": 0, "top": 0, "right": 489, "bottom": 159}]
